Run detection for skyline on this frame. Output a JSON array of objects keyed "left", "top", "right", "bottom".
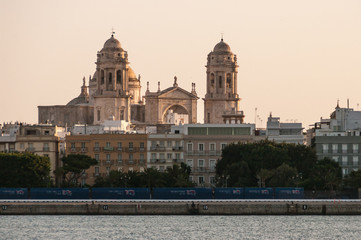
[{"left": 1, "top": 0, "right": 361, "bottom": 128}]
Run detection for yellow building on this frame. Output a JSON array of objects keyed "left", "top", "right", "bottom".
[{"left": 66, "top": 133, "right": 147, "bottom": 186}]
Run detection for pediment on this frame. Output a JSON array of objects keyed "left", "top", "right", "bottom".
[{"left": 158, "top": 87, "right": 198, "bottom": 99}]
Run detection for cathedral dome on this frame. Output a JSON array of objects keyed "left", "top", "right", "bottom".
[
  {"left": 213, "top": 39, "right": 231, "bottom": 53},
  {"left": 128, "top": 67, "right": 137, "bottom": 80},
  {"left": 103, "top": 35, "right": 122, "bottom": 50},
  {"left": 66, "top": 95, "right": 88, "bottom": 106}
]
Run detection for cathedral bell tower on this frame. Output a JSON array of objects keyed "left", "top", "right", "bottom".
[
  {"left": 92, "top": 34, "right": 141, "bottom": 124},
  {"left": 203, "top": 38, "right": 245, "bottom": 124}
]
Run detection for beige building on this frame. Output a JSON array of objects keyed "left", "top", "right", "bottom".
[
  {"left": 147, "top": 133, "right": 184, "bottom": 170},
  {"left": 38, "top": 34, "right": 197, "bottom": 129},
  {"left": 14, "top": 124, "right": 63, "bottom": 185},
  {"left": 66, "top": 133, "right": 147, "bottom": 186},
  {"left": 203, "top": 39, "right": 245, "bottom": 124}
]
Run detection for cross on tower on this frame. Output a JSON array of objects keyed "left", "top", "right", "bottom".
[{"left": 111, "top": 28, "right": 115, "bottom": 37}]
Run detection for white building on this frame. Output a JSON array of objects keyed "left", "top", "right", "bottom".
[{"left": 266, "top": 113, "right": 304, "bottom": 144}]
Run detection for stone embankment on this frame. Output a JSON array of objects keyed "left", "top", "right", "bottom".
[{"left": 1, "top": 200, "right": 361, "bottom": 215}]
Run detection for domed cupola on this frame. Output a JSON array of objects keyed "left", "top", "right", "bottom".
[
  {"left": 102, "top": 34, "right": 122, "bottom": 51},
  {"left": 213, "top": 38, "right": 231, "bottom": 53}
]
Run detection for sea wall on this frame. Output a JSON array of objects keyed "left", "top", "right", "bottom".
[{"left": 1, "top": 200, "right": 361, "bottom": 215}]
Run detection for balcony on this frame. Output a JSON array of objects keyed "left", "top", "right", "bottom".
[
  {"left": 93, "top": 147, "right": 100, "bottom": 152},
  {"left": 192, "top": 167, "right": 215, "bottom": 173},
  {"left": 150, "top": 146, "right": 166, "bottom": 151},
  {"left": 26, "top": 147, "right": 36, "bottom": 152},
  {"left": 101, "top": 160, "right": 115, "bottom": 166},
  {"left": 103, "top": 147, "right": 114, "bottom": 152},
  {"left": 173, "top": 159, "right": 183, "bottom": 163},
  {"left": 172, "top": 146, "right": 183, "bottom": 151},
  {"left": 80, "top": 147, "right": 88, "bottom": 152},
  {"left": 43, "top": 147, "right": 50, "bottom": 152},
  {"left": 117, "top": 147, "right": 123, "bottom": 152}
]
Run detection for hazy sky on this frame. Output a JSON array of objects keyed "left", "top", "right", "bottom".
[{"left": 1, "top": 0, "right": 361, "bottom": 129}]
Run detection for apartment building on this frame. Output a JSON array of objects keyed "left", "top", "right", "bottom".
[{"left": 66, "top": 133, "right": 147, "bottom": 185}]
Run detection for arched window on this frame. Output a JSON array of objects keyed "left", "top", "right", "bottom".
[
  {"left": 101, "top": 70, "right": 104, "bottom": 84},
  {"left": 210, "top": 73, "right": 215, "bottom": 86},
  {"left": 108, "top": 72, "right": 112, "bottom": 84},
  {"left": 226, "top": 73, "right": 231, "bottom": 85},
  {"left": 116, "top": 70, "right": 122, "bottom": 84},
  {"left": 219, "top": 76, "right": 222, "bottom": 88}
]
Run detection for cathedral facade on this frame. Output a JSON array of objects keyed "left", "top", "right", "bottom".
[{"left": 38, "top": 34, "right": 198, "bottom": 127}]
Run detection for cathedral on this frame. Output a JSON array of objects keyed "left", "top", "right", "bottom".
[{"left": 38, "top": 34, "right": 244, "bottom": 127}]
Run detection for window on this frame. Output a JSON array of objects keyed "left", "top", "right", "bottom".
[
  {"left": 151, "top": 153, "right": 157, "bottom": 161},
  {"left": 187, "top": 159, "right": 193, "bottom": 168},
  {"left": 108, "top": 72, "right": 112, "bottom": 84},
  {"left": 97, "top": 110, "right": 100, "bottom": 121},
  {"left": 95, "top": 154, "right": 99, "bottom": 163},
  {"left": 199, "top": 143, "right": 204, "bottom": 152},
  {"left": 218, "top": 76, "right": 222, "bottom": 88},
  {"left": 167, "top": 141, "right": 172, "bottom": 148},
  {"left": 129, "top": 154, "right": 134, "bottom": 163},
  {"left": 322, "top": 144, "right": 329, "bottom": 153},
  {"left": 198, "top": 159, "right": 204, "bottom": 168},
  {"left": 129, "top": 142, "right": 133, "bottom": 151},
  {"left": 71, "top": 142, "right": 75, "bottom": 149},
  {"left": 199, "top": 176, "right": 204, "bottom": 184},
  {"left": 210, "top": 159, "right": 216, "bottom": 171},
  {"left": 95, "top": 142, "right": 100, "bottom": 151},
  {"left": 20, "top": 143, "right": 24, "bottom": 149},
  {"left": 95, "top": 167, "right": 99, "bottom": 176},
  {"left": 175, "top": 141, "right": 180, "bottom": 148},
  {"left": 44, "top": 130, "right": 50, "bottom": 135},
  {"left": 210, "top": 143, "right": 215, "bottom": 151},
  {"left": 332, "top": 144, "right": 338, "bottom": 153},
  {"left": 140, "top": 142, "right": 145, "bottom": 151},
  {"left": 106, "top": 154, "right": 111, "bottom": 163},
  {"left": 43, "top": 143, "right": 49, "bottom": 151},
  {"left": 175, "top": 153, "right": 180, "bottom": 160},
  {"left": 159, "top": 141, "right": 165, "bottom": 147},
  {"left": 117, "top": 154, "right": 122, "bottom": 163},
  {"left": 332, "top": 156, "right": 338, "bottom": 163},
  {"left": 159, "top": 153, "right": 165, "bottom": 160},
  {"left": 81, "top": 142, "right": 86, "bottom": 149},
  {"left": 106, "top": 142, "right": 111, "bottom": 148},
  {"left": 116, "top": 70, "right": 122, "bottom": 84},
  {"left": 106, "top": 167, "right": 110, "bottom": 175},
  {"left": 118, "top": 142, "right": 122, "bottom": 150},
  {"left": 226, "top": 73, "right": 231, "bottom": 85},
  {"left": 140, "top": 154, "right": 145, "bottom": 164},
  {"left": 221, "top": 143, "right": 227, "bottom": 150},
  {"left": 167, "top": 153, "right": 172, "bottom": 159},
  {"left": 101, "top": 70, "right": 104, "bottom": 84},
  {"left": 187, "top": 143, "right": 193, "bottom": 152},
  {"left": 210, "top": 73, "right": 215, "bottom": 86},
  {"left": 353, "top": 156, "right": 358, "bottom": 166},
  {"left": 342, "top": 156, "right": 348, "bottom": 166},
  {"left": 342, "top": 144, "right": 347, "bottom": 153},
  {"left": 210, "top": 176, "right": 215, "bottom": 184},
  {"left": 353, "top": 144, "right": 359, "bottom": 153}
]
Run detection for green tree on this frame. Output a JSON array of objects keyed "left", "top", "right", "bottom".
[
  {"left": 343, "top": 169, "right": 361, "bottom": 189},
  {"left": 303, "top": 158, "right": 342, "bottom": 191},
  {"left": 0, "top": 153, "right": 51, "bottom": 187},
  {"left": 268, "top": 163, "right": 298, "bottom": 187},
  {"left": 164, "top": 163, "right": 194, "bottom": 187},
  {"left": 56, "top": 154, "right": 97, "bottom": 187},
  {"left": 216, "top": 140, "right": 318, "bottom": 188}
]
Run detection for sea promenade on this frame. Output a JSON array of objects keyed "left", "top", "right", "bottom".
[{"left": 1, "top": 199, "right": 361, "bottom": 215}]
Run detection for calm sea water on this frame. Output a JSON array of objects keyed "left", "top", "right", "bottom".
[{"left": 1, "top": 215, "right": 361, "bottom": 239}]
